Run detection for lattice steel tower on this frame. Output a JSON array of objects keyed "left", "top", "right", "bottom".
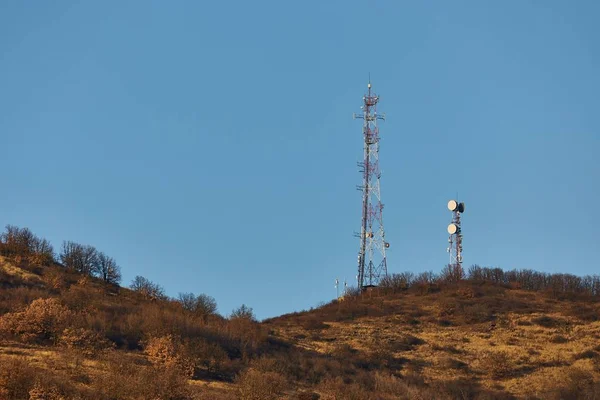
[
  {"left": 353, "top": 82, "right": 389, "bottom": 289},
  {"left": 447, "top": 200, "right": 465, "bottom": 272}
]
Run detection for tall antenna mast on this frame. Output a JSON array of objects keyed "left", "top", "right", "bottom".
[
  {"left": 447, "top": 200, "right": 465, "bottom": 276},
  {"left": 353, "top": 81, "right": 389, "bottom": 289}
]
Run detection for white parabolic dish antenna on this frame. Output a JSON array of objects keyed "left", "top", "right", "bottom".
[
  {"left": 448, "top": 200, "right": 458, "bottom": 211},
  {"left": 448, "top": 223, "right": 459, "bottom": 234}
]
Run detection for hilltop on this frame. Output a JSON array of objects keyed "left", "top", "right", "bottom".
[
  {"left": 1, "top": 225, "right": 600, "bottom": 399},
  {"left": 266, "top": 279, "right": 600, "bottom": 399}
]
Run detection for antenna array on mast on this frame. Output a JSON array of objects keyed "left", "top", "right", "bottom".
[
  {"left": 447, "top": 200, "right": 465, "bottom": 275},
  {"left": 354, "top": 82, "right": 389, "bottom": 290}
]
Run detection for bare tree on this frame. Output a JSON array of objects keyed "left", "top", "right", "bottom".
[
  {"left": 60, "top": 241, "right": 98, "bottom": 275},
  {"left": 380, "top": 272, "right": 414, "bottom": 291},
  {"left": 0, "top": 225, "right": 35, "bottom": 256},
  {"left": 195, "top": 294, "right": 217, "bottom": 315},
  {"left": 440, "top": 264, "right": 465, "bottom": 283},
  {"left": 130, "top": 275, "right": 166, "bottom": 300},
  {"left": 414, "top": 271, "right": 438, "bottom": 285},
  {"left": 230, "top": 304, "right": 255, "bottom": 321},
  {"left": 31, "top": 237, "right": 55, "bottom": 265},
  {"left": 178, "top": 292, "right": 217, "bottom": 316},
  {"left": 467, "top": 265, "right": 484, "bottom": 281},
  {"left": 94, "top": 252, "right": 122, "bottom": 285},
  {"left": 0, "top": 225, "right": 55, "bottom": 265},
  {"left": 178, "top": 292, "right": 196, "bottom": 311}
]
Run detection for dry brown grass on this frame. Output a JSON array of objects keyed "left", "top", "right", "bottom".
[
  {"left": 2, "top": 252, "right": 600, "bottom": 399},
  {"left": 266, "top": 284, "right": 600, "bottom": 399},
  {"left": 235, "top": 369, "right": 288, "bottom": 400},
  {"left": 0, "top": 256, "right": 41, "bottom": 283}
]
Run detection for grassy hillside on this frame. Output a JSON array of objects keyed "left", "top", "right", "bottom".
[
  {"left": 1, "top": 226, "right": 600, "bottom": 399},
  {"left": 266, "top": 282, "right": 600, "bottom": 399},
  {"left": 0, "top": 255, "right": 258, "bottom": 399}
]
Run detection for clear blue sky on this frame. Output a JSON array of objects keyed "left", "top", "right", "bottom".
[{"left": 1, "top": 1, "right": 598, "bottom": 319}]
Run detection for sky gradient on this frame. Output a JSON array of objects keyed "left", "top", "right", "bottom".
[{"left": 1, "top": 1, "right": 599, "bottom": 319}]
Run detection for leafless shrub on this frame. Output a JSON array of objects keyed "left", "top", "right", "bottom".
[
  {"left": 439, "top": 356, "right": 468, "bottom": 370},
  {"left": 531, "top": 315, "right": 561, "bottom": 328},
  {"left": 236, "top": 369, "right": 287, "bottom": 400},
  {"left": 130, "top": 275, "right": 166, "bottom": 300},
  {"left": 461, "top": 303, "right": 494, "bottom": 323},
  {"left": 296, "top": 391, "right": 320, "bottom": 400},
  {"left": 317, "top": 376, "right": 372, "bottom": 400},
  {"left": 573, "top": 349, "right": 599, "bottom": 360},
  {"left": 433, "top": 378, "right": 503, "bottom": 400},
  {"left": 230, "top": 304, "right": 256, "bottom": 321},
  {"left": 389, "top": 334, "right": 425, "bottom": 352},
  {"left": 380, "top": 272, "right": 414, "bottom": 292},
  {"left": 302, "top": 317, "right": 328, "bottom": 330},
  {"left": 0, "top": 357, "right": 37, "bottom": 400},
  {"left": 538, "top": 367, "right": 600, "bottom": 400},
  {"left": 440, "top": 264, "right": 465, "bottom": 283},
  {"left": 184, "top": 337, "right": 229, "bottom": 377},
  {"left": 0, "top": 357, "right": 87, "bottom": 400},
  {"left": 42, "top": 267, "right": 67, "bottom": 290},
  {"left": 60, "top": 327, "right": 114, "bottom": 356},
  {"left": 373, "top": 372, "right": 409, "bottom": 395},
  {"left": 550, "top": 335, "right": 568, "bottom": 344},
  {"left": 414, "top": 271, "right": 438, "bottom": 287},
  {"left": 94, "top": 351, "right": 192, "bottom": 399},
  {"left": 486, "top": 351, "right": 512, "bottom": 379},
  {"left": 432, "top": 344, "right": 464, "bottom": 355}
]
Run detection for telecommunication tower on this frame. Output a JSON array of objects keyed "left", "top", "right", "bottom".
[
  {"left": 353, "top": 82, "right": 389, "bottom": 289},
  {"left": 447, "top": 200, "right": 465, "bottom": 271}
]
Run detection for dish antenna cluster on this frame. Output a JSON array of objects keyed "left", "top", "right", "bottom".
[{"left": 447, "top": 200, "right": 465, "bottom": 271}]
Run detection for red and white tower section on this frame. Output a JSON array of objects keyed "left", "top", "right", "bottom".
[{"left": 354, "top": 82, "right": 389, "bottom": 289}]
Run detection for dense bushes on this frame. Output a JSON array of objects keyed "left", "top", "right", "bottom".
[
  {"left": 0, "top": 298, "right": 72, "bottom": 344},
  {"left": 378, "top": 264, "right": 600, "bottom": 300},
  {"left": 0, "top": 263, "right": 270, "bottom": 387},
  {"left": 0, "top": 289, "right": 268, "bottom": 397},
  {"left": 0, "top": 356, "right": 88, "bottom": 400},
  {"left": 60, "top": 327, "right": 115, "bottom": 356}
]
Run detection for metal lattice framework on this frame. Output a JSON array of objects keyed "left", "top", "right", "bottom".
[
  {"left": 354, "top": 82, "right": 389, "bottom": 289},
  {"left": 447, "top": 200, "right": 465, "bottom": 272}
]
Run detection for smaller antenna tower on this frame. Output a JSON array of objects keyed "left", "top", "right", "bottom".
[{"left": 447, "top": 200, "right": 465, "bottom": 274}]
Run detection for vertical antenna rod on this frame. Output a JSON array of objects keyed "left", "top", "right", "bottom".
[{"left": 353, "top": 82, "right": 389, "bottom": 289}]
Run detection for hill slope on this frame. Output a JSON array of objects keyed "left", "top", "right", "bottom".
[
  {"left": 265, "top": 282, "right": 600, "bottom": 399},
  {"left": 1, "top": 255, "right": 600, "bottom": 399}
]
